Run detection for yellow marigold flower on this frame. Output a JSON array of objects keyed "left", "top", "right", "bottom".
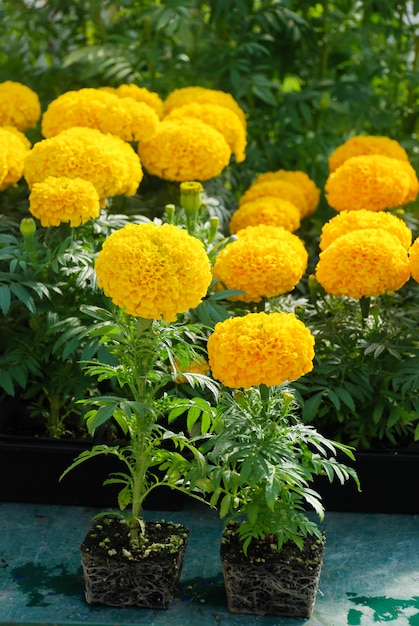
[
  {"left": 173, "top": 356, "right": 210, "bottom": 383},
  {"left": 212, "top": 224, "right": 308, "bottom": 303},
  {"left": 112, "top": 84, "right": 164, "bottom": 119},
  {"left": 24, "top": 126, "right": 143, "bottom": 203},
  {"left": 325, "top": 155, "right": 413, "bottom": 212},
  {"left": 0, "top": 81, "right": 41, "bottom": 131},
  {"left": 409, "top": 237, "right": 419, "bottom": 283},
  {"left": 29, "top": 176, "right": 100, "bottom": 227},
  {"left": 399, "top": 160, "right": 419, "bottom": 204},
  {"left": 252, "top": 170, "right": 320, "bottom": 217},
  {"left": 229, "top": 197, "right": 301, "bottom": 234},
  {"left": 0, "top": 126, "right": 31, "bottom": 191},
  {"left": 165, "top": 102, "right": 246, "bottom": 163},
  {"left": 316, "top": 228, "right": 410, "bottom": 299},
  {"left": 328, "top": 135, "right": 409, "bottom": 172},
  {"left": 138, "top": 118, "right": 231, "bottom": 182},
  {"left": 95, "top": 223, "right": 212, "bottom": 322},
  {"left": 207, "top": 312, "right": 315, "bottom": 389},
  {"left": 239, "top": 180, "right": 309, "bottom": 216},
  {"left": 319, "top": 209, "right": 412, "bottom": 251},
  {"left": 163, "top": 86, "right": 246, "bottom": 130},
  {"left": 41, "top": 88, "right": 159, "bottom": 142}
]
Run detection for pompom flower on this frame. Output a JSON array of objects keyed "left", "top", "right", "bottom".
[
  {"left": 319, "top": 209, "right": 412, "bottom": 251},
  {"left": 212, "top": 224, "right": 308, "bottom": 303},
  {"left": 163, "top": 86, "right": 246, "bottom": 129},
  {"left": 24, "top": 126, "right": 143, "bottom": 203},
  {"left": 95, "top": 223, "right": 212, "bottom": 322},
  {"left": 0, "top": 81, "right": 41, "bottom": 131},
  {"left": 165, "top": 102, "right": 246, "bottom": 163},
  {"left": 103, "top": 84, "right": 164, "bottom": 118},
  {"left": 409, "top": 237, "right": 419, "bottom": 283},
  {"left": 138, "top": 118, "right": 231, "bottom": 182},
  {"left": 229, "top": 197, "right": 301, "bottom": 234},
  {"left": 325, "top": 155, "right": 415, "bottom": 212},
  {"left": 207, "top": 312, "right": 315, "bottom": 389},
  {"left": 251, "top": 170, "right": 320, "bottom": 217},
  {"left": 316, "top": 228, "right": 411, "bottom": 299},
  {"left": 239, "top": 180, "right": 309, "bottom": 216},
  {"left": 0, "top": 126, "right": 31, "bottom": 191},
  {"left": 29, "top": 176, "right": 100, "bottom": 227},
  {"left": 41, "top": 88, "right": 159, "bottom": 142},
  {"left": 328, "top": 135, "right": 409, "bottom": 172}
]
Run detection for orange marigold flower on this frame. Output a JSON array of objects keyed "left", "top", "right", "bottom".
[
  {"left": 24, "top": 126, "right": 143, "bottom": 203},
  {"left": 207, "top": 312, "right": 315, "bottom": 389},
  {"left": 0, "top": 81, "right": 41, "bottom": 131},
  {"left": 138, "top": 118, "right": 231, "bottom": 182},
  {"left": 29, "top": 176, "right": 100, "bottom": 227},
  {"left": 319, "top": 209, "right": 412, "bottom": 251},
  {"left": 328, "top": 135, "right": 409, "bottom": 172},
  {"left": 95, "top": 222, "right": 212, "bottom": 322},
  {"left": 252, "top": 170, "right": 320, "bottom": 217},
  {"left": 42, "top": 88, "right": 159, "bottom": 142},
  {"left": 212, "top": 224, "right": 308, "bottom": 303},
  {"left": 165, "top": 102, "right": 246, "bottom": 163},
  {"left": 229, "top": 197, "right": 301, "bottom": 234},
  {"left": 325, "top": 155, "right": 414, "bottom": 212},
  {"left": 0, "top": 126, "right": 31, "bottom": 191},
  {"left": 239, "top": 180, "right": 309, "bottom": 216},
  {"left": 163, "top": 86, "right": 246, "bottom": 129},
  {"left": 316, "top": 228, "right": 410, "bottom": 299},
  {"left": 409, "top": 237, "right": 419, "bottom": 283}
]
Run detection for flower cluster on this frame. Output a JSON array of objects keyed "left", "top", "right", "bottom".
[
  {"left": 239, "top": 179, "right": 309, "bottom": 216},
  {"left": 316, "top": 228, "right": 411, "bottom": 298},
  {"left": 94, "top": 222, "right": 212, "bottom": 321},
  {"left": 212, "top": 224, "right": 308, "bottom": 303},
  {"left": 325, "top": 154, "right": 418, "bottom": 212},
  {"left": 207, "top": 311, "right": 315, "bottom": 389},
  {"left": 29, "top": 176, "right": 100, "bottom": 227},
  {"left": 0, "top": 126, "right": 31, "bottom": 191},
  {"left": 0, "top": 81, "right": 41, "bottom": 131},
  {"left": 41, "top": 88, "right": 160, "bottom": 142},
  {"left": 163, "top": 85, "right": 247, "bottom": 130},
  {"left": 165, "top": 102, "right": 246, "bottom": 163},
  {"left": 102, "top": 84, "right": 164, "bottom": 118},
  {"left": 24, "top": 126, "right": 143, "bottom": 204},
  {"left": 229, "top": 196, "right": 301, "bottom": 234},
  {"left": 319, "top": 209, "right": 412, "bottom": 251},
  {"left": 251, "top": 169, "right": 320, "bottom": 217},
  {"left": 138, "top": 118, "right": 231, "bottom": 182},
  {"left": 328, "top": 135, "right": 409, "bottom": 172}
]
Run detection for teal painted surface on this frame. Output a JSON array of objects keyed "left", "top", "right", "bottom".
[{"left": 0, "top": 501, "right": 418, "bottom": 625}]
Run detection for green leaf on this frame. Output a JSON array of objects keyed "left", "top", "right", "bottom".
[
  {"left": 9, "top": 283, "right": 35, "bottom": 313},
  {"left": 0, "top": 285, "right": 11, "bottom": 315},
  {"left": 220, "top": 494, "right": 232, "bottom": 518},
  {"left": 0, "top": 370, "right": 14, "bottom": 395}
]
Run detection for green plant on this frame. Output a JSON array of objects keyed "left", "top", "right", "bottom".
[{"left": 201, "top": 385, "right": 358, "bottom": 554}]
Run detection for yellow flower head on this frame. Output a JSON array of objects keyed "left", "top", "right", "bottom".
[
  {"left": 316, "top": 228, "right": 411, "bottom": 299},
  {"left": 165, "top": 102, "right": 246, "bottom": 163},
  {"left": 24, "top": 126, "right": 143, "bottom": 203},
  {"left": 111, "top": 84, "right": 164, "bottom": 119},
  {"left": 239, "top": 180, "right": 309, "bottom": 216},
  {"left": 212, "top": 224, "right": 308, "bottom": 303},
  {"left": 95, "top": 222, "right": 212, "bottom": 321},
  {"left": 163, "top": 86, "right": 246, "bottom": 130},
  {"left": 229, "top": 197, "right": 301, "bottom": 234},
  {"left": 29, "top": 176, "right": 100, "bottom": 227},
  {"left": 207, "top": 311, "right": 315, "bottom": 389},
  {"left": 328, "top": 135, "right": 409, "bottom": 172},
  {"left": 409, "top": 237, "right": 419, "bottom": 283},
  {"left": 0, "top": 81, "right": 41, "bottom": 131},
  {"left": 138, "top": 118, "right": 231, "bottom": 182},
  {"left": 252, "top": 170, "right": 320, "bottom": 217},
  {"left": 325, "top": 155, "right": 415, "bottom": 212},
  {"left": 0, "top": 126, "right": 31, "bottom": 191},
  {"left": 320, "top": 209, "right": 412, "bottom": 251},
  {"left": 41, "top": 88, "right": 159, "bottom": 142}
]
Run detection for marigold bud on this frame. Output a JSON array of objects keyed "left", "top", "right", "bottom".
[{"left": 20, "top": 217, "right": 36, "bottom": 239}]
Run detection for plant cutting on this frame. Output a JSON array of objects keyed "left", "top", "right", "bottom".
[
  {"left": 61, "top": 220, "right": 220, "bottom": 608},
  {"left": 202, "top": 311, "right": 359, "bottom": 617}
]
